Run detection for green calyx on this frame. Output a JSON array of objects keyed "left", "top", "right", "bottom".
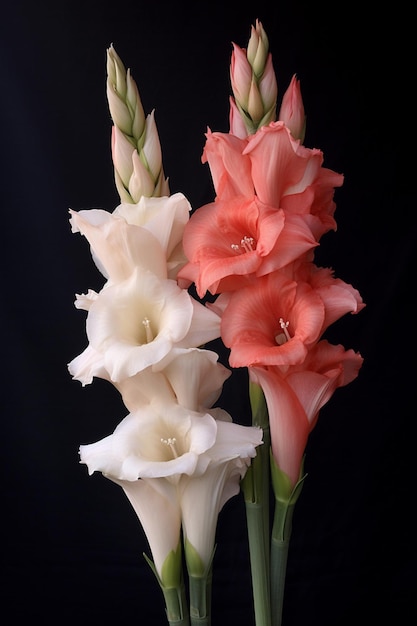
[{"left": 143, "top": 542, "right": 182, "bottom": 589}]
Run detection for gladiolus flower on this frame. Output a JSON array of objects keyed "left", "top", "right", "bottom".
[
  {"left": 221, "top": 267, "right": 363, "bottom": 368},
  {"left": 180, "top": 455, "right": 255, "bottom": 574},
  {"left": 249, "top": 340, "right": 364, "bottom": 488},
  {"left": 69, "top": 267, "right": 221, "bottom": 384},
  {"left": 114, "top": 348, "right": 231, "bottom": 415},
  {"left": 242, "top": 121, "right": 323, "bottom": 209},
  {"left": 80, "top": 400, "right": 263, "bottom": 575},
  {"left": 198, "top": 124, "right": 341, "bottom": 229},
  {"left": 178, "top": 194, "right": 317, "bottom": 297},
  {"left": 69, "top": 208, "right": 168, "bottom": 283},
  {"left": 113, "top": 191, "right": 190, "bottom": 279},
  {"left": 220, "top": 271, "right": 326, "bottom": 368},
  {"left": 79, "top": 405, "right": 219, "bottom": 481},
  {"left": 70, "top": 192, "right": 191, "bottom": 282}
]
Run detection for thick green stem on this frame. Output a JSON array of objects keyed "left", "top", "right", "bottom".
[
  {"left": 241, "top": 381, "right": 272, "bottom": 626},
  {"left": 245, "top": 500, "right": 272, "bottom": 626}
]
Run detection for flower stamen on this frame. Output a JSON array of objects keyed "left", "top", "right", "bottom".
[
  {"left": 241, "top": 236, "right": 255, "bottom": 252},
  {"left": 160, "top": 437, "right": 179, "bottom": 459},
  {"left": 230, "top": 235, "right": 256, "bottom": 253},
  {"left": 142, "top": 317, "right": 153, "bottom": 343},
  {"left": 275, "top": 318, "right": 291, "bottom": 345}
]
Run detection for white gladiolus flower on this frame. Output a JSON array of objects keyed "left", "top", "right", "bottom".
[
  {"left": 180, "top": 459, "right": 244, "bottom": 573},
  {"left": 79, "top": 405, "right": 218, "bottom": 481},
  {"left": 180, "top": 419, "right": 263, "bottom": 572},
  {"left": 69, "top": 192, "right": 191, "bottom": 283},
  {"left": 71, "top": 267, "right": 221, "bottom": 384},
  {"left": 79, "top": 399, "right": 263, "bottom": 577},
  {"left": 114, "top": 192, "right": 191, "bottom": 279},
  {"left": 69, "top": 209, "right": 167, "bottom": 283},
  {"left": 115, "top": 348, "right": 231, "bottom": 414}
]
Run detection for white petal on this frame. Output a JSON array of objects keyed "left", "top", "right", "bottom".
[
  {"left": 67, "top": 345, "right": 108, "bottom": 386},
  {"left": 69, "top": 209, "right": 167, "bottom": 282},
  {"left": 179, "top": 463, "right": 241, "bottom": 570},
  {"left": 177, "top": 299, "right": 221, "bottom": 348},
  {"left": 110, "top": 477, "right": 181, "bottom": 580},
  {"left": 155, "top": 348, "right": 231, "bottom": 411},
  {"left": 115, "top": 367, "right": 176, "bottom": 412}
]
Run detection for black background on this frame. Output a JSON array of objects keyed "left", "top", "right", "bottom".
[{"left": 2, "top": 1, "right": 415, "bottom": 624}]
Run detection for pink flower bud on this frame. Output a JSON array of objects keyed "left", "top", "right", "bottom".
[
  {"left": 258, "top": 54, "right": 278, "bottom": 114},
  {"left": 278, "top": 74, "right": 306, "bottom": 143},
  {"left": 230, "top": 42, "right": 252, "bottom": 108},
  {"left": 229, "top": 97, "right": 249, "bottom": 138}
]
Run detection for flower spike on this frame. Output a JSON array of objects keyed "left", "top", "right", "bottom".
[
  {"left": 229, "top": 19, "right": 278, "bottom": 137},
  {"left": 106, "top": 44, "right": 170, "bottom": 203}
]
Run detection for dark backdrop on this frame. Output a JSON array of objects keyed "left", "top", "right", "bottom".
[{"left": 2, "top": 2, "right": 415, "bottom": 625}]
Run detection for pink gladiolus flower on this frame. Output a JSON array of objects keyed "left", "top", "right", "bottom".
[
  {"left": 220, "top": 271, "right": 325, "bottom": 368},
  {"left": 242, "top": 121, "right": 324, "bottom": 208},
  {"left": 177, "top": 194, "right": 317, "bottom": 297},
  {"left": 200, "top": 123, "right": 342, "bottom": 239},
  {"left": 220, "top": 267, "right": 363, "bottom": 368},
  {"left": 250, "top": 340, "right": 364, "bottom": 488}
]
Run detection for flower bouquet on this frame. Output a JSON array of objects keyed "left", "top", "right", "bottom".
[{"left": 68, "top": 19, "right": 364, "bottom": 626}]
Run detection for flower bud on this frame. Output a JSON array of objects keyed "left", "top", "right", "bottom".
[
  {"left": 229, "top": 19, "right": 277, "bottom": 135},
  {"left": 230, "top": 43, "right": 252, "bottom": 109},
  {"left": 247, "top": 19, "right": 269, "bottom": 77},
  {"left": 278, "top": 74, "right": 306, "bottom": 143},
  {"left": 106, "top": 45, "right": 169, "bottom": 201}
]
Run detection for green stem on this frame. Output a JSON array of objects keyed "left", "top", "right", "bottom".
[
  {"left": 162, "top": 584, "right": 190, "bottom": 626},
  {"left": 241, "top": 381, "right": 272, "bottom": 626},
  {"left": 270, "top": 499, "right": 294, "bottom": 626},
  {"left": 188, "top": 572, "right": 212, "bottom": 626},
  {"left": 143, "top": 552, "right": 190, "bottom": 626},
  {"left": 269, "top": 455, "right": 307, "bottom": 626},
  {"left": 244, "top": 500, "right": 272, "bottom": 626}
]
